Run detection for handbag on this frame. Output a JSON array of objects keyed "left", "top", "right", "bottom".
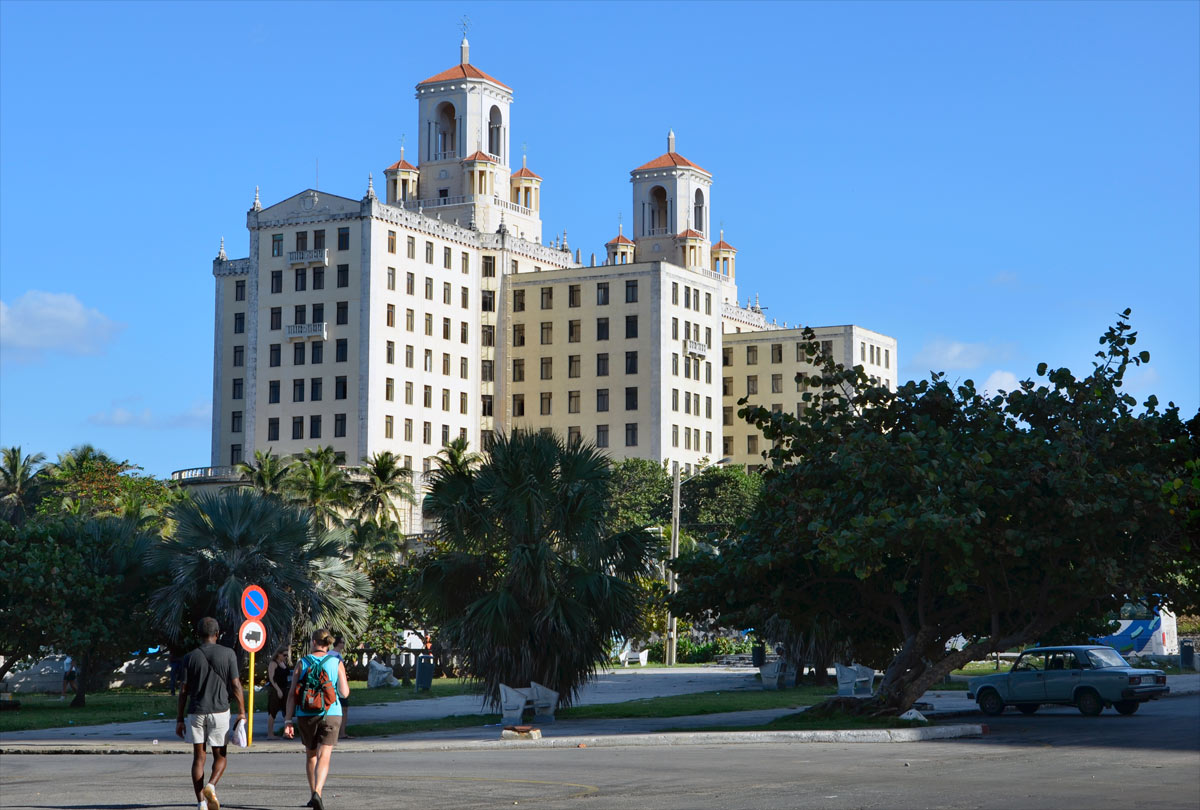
[{"left": 226, "top": 717, "right": 247, "bottom": 748}]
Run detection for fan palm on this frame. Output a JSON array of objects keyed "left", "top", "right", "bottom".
[
  {"left": 237, "top": 448, "right": 293, "bottom": 497},
  {"left": 416, "top": 431, "right": 656, "bottom": 709},
  {"left": 285, "top": 446, "right": 353, "bottom": 529},
  {"left": 149, "top": 488, "right": 371, "bottom": 649},
  {"left": 355, "top": 451, "right": 415, "bottom": 530},
  {"left": 0, "top": 446, "right": 47, "bottom": 524}
]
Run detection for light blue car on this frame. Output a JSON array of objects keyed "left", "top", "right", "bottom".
[{"left": 967, "top": 645, "right": 1168, "bottom": 717}]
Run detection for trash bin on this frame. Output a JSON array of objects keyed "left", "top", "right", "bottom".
[
  {"left": 415, "top": 653, "right": 434, "bottom": 691},
  {"left": 751, "top": 642, "right": 766, "bottom": 668},
  {"left": 1182, "top": 639, "right": 1195, "bottom": 671}
]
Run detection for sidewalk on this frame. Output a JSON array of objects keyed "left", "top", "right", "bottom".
[{"left": 2, "top": 668, "right": 1195, "bottom": 754}]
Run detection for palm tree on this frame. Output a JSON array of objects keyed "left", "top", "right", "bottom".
[
  {"left": 237, "top": 448, "right": 293, "bottom": 497},
  {"left": 355, "top": 451, "right": 415, "bottom": 531},
  {"left": 416, "top": 431, "right": 655, "bottom": 709},
  {"left": 285, "top": 446, "right": 353, "bottom": 529},
  {"left": 149, "top": 489, "right": 371, "bottom": 649},
  {"left": 342, "top": 516, "right": 401, "bottom": 567},
  {"left": 0, "top": 446, "right": 46, "bottom": 524}
]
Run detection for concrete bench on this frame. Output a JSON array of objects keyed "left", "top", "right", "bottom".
[
  {"left": 619, "top": 648, "right": 650, "bottom": 667},
  {"left": 499, "top": 681, "right": 559, "bottom": 725},
  {"left": 835, "top": 663, "right": 875, "bottom": 697},
  {"left": 759, "top": 658, "right": 791, "bottom": 690}
]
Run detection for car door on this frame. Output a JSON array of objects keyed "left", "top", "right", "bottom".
[
  {"left": 1007, "top": 651, "right": 1047, "bottom": 702},
  {"left": 1041, "top": 650, "right": 1081, "bottom": 701}
]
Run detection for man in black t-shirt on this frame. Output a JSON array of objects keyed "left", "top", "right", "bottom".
[{"left": 176, "top": 617, "right": 245, "bottom": 810}]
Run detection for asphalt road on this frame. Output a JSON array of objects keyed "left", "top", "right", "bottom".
[{"left": 2, "top": 697, "right": 1196, "bottom": 810}]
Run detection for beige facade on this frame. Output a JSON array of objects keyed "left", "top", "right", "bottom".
[
  {"left": 721, "top": 326, "right": 899, "bottom": 470},
  {"left": 189, "top": 39, "right": 899, "bottom": 517}
]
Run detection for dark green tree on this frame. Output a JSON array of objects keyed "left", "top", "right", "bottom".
[
  {"left": 0, "top": 446, "right": 47, "bottom": 524},
  {"left": 606, "top": 458, "right": 670, "bottom": 533},
  {"left": 675, "top": 313, "right": 1199, "bottom": 714},
  {"left": 416, "top": 431, "right": 656, "bottom": 708}
]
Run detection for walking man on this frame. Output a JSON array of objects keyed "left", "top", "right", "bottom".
[
  {"left": 175, "top": 617, "right": 245, "bottom": 810},
  {"left": 283, "top": 628, "right": 350, "bottom": 810}
]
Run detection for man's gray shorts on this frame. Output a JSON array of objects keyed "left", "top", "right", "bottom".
[{"left": 185, "top": 710, "right": 231, "bottom": 747}]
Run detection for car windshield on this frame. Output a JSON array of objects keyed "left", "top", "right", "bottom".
[{"left": 1085, "top": 648, "right": 1129, "bottom": 668}]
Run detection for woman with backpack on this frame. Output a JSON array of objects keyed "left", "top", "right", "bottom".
[{"left": 282, "top": 628, "right": 350, "bottom": 810}]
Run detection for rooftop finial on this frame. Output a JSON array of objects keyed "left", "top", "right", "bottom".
[
  {"left": 459, "top": 15, "right": 471, "bottom": 64},
  {"left": 562, "top": 229, "right": 569, "bottom": 251},
  {"left": 367, "top": 172, "right": 375, "bottom": 198},
  {"left": 218, "top": 236, "right": 226, "bottom": 260},
  {"left": 252, "top": 186, "right": 261, "bottom": 211},
  {"left": 667, "top": 129, "right": 676, "bottom": 153}
]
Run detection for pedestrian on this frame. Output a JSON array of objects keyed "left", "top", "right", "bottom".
[
  {"left": 169, "top": 649, "right": 185, "bottom": 697},
  {"left": 283, "top": 628, "right": 350, "bottom": 810},
  {"left": 266, "top": 647, "right": 291, "bottom": 740},
  {"left": 175, "top": 617, "right": 245, "bottom": 810},
  {"left": 59, "top": 655, "right": 76, "bottom": 700},
  {"left": 330, "top": 636, "right": 353, "bottom": 739}
]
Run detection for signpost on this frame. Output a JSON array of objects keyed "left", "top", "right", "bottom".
[{"left": 239, "top": 585, "right": 269, "bottom": 746}]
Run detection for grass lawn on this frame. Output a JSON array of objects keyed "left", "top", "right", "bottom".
[
  {"left": 952, "top": 661, "right": 1013, "bottom": 676},
  {"left": 347, "top": 685, "right": 835, "bottom": 738},
  {"left": 0, "top": 678, "right": 478, "bottom": 734},
  {"left": 676, "top": 712, "right": 929, "bottom": 733}
]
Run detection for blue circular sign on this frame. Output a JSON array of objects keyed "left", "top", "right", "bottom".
[{"left": 241, "top": 585, "right": 268, "bottom": 620}]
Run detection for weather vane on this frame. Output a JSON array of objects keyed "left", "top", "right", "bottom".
[{"left": 459, "top": 15, "right": 470, "bottom": 37}]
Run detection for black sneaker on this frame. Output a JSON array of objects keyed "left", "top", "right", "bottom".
[{"left": 312, "top": 793, "right": 326, "bottom": 810}]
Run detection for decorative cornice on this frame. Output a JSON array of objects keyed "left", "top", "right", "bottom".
[{"left": 213, "top": 258, "right": 251, "bottom": 277}]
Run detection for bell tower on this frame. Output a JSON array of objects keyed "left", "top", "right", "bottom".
[{"left": 629, "top": 131, "right": 712, "bottom": 265}]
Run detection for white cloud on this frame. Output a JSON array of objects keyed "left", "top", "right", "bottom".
[
  {"left": 0, "top": 291, "right": 124, "bottom": 362},
  {"left": 982, "top": 370, "right": 1020, "bottom": 396},
  {"left": 989, "top": 271, "right": 1019, "bottom": 286},
  {"left": 88, "top": 400, "right": 211, "bottom": 430},
  {"left": 911, "top": 339, "right": 1015, "bottom": 371}
]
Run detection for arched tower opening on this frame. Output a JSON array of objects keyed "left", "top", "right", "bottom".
[
  {"left": 488, "top": 105, "right": 503, "bottom": 159},
  {"left": 649, "top": 186, "right": 669, "bottom": 234},
  {"left": 693, "top": 189, "right": 706, "bottom": 235},
  {"left": 435, "top": 102, "right": 457, "bottom": 159}
]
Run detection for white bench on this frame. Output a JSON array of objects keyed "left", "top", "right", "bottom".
[
  {"left": 835, "top": 663, "right": 875, "bottom": 696},
  {"left": 619, "top": 648, "right": 650, "bottom": 667},
  {"left": 499, "top": 681, "right": 559, "bottom": 725},
  {"left": 759, "top": 658, "right": 790, "bottom": 690}
]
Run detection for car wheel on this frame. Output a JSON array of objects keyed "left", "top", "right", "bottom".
[
  {"left": 1114, "top": 700, "right": 1139, "bottom": 715},
  {"left": 1017, "top": 704, "right": 1039, "bottom": 715},
  {"left": 978, "top": 689, "right": 1004, "bottom": 716},
  {"left": 1076, "top": 689, "right": 1103, "bottom": 717}
]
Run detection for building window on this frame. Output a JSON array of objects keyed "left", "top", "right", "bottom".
[
  {"left": 293, "top": 379, "right": 305, "bottom": 402},
  {"left": 540, "top": 357, "right": 553, "bottom": 380},
  {"left": 407, "top": 235, "right": 416, "bottom": 259},
  {"left": 568, "top": 320, "right": 581, "bottom": 343},
  {"left": 723, "top": 377, "right": 733, "bottom": 396},
  {"left": 684, "top": 287, "right": 691, "bottom": 309},
  {"left": 270, "top": 308, "right": 282, "bottom": 330},
  {"left": 231, "top": 377, "right": 244, "bottom": 400},
  {"left": 772, "top": 343, "right": 783, "bottom": 364},
  {"left": 336, "top": 302, "right": 348, "bottom": 325},
  {"left": 293, "top": 342, "right": 305, "bottom": 365},
  {"left": 441, "top": 424, "right": 451, "bottom": 446},
  {"left": 625, "top": 315, "right": 638, "bottom": 339},
  {"left": 406, "top": 309, "right": 415, "bottom": 331},
  {"left": 266, "top": 417, "right": 279, "bottom": 441},
  {"left": 312, "top": 341, "right": 323, "bottom": 364},
  {"left": 512, "top": 359, "right": 525, "bottom": 382},
  {"left": 723, "top": 406, "right": 733, "bottom": 426},
  {"left": 565, "top": 284, "right": 581, "bottom": 308},
  {"left": 386, "top": 304, "right": 395, "bottom": 328},
  {"left": 625, "top": 423, "right": 638, "bottom": 447},
  {"left": 482, "top": 255, "right": 495, "bottom": 277},
  {"left": 512, "top": 394, "right": 525, "bottom": 417},
  {"left": 424, "top": 349, "right": 433, "bottom": 372},
  {"left": 772, "top": 373, "right": 783, "bottom": 393},
  {"left": 723, "top": 347, "right": 732, "bottom": 367},
  {"left": 292, "top": 416, "right": 304, "bottom": 440},
  {"left": 460, "top": 286, "right": 470, "bottom": 309},
  {"left": 406, "top": 272, "right": 415, "bottom": 295},
  {"left": 513, "top": 323, "right": 525, "bottom": 347},
  {"left": 443, "top": 246, "right": 452, "bottom": 269},
  {"left": 747, "top": 346, "right": 758, "bottom": 365},
  {"left": 385, "top": 377, "right": 395, "bottom": 401},
  {"left": 461, "top": 322, "right": 469, "bottom": 344},
  {"left": 443, "top": 318, "right": 451, "bottom": 340},
  {"left": 294, "top": 305, "right": 306, "bottom": 326},
  {"left": 266, "top": 344, "right": 279, "bottom": 367},
  {"left": 672, "top": 389, "right": 679, "bottom": 411},
  {"left": 884, "top": 349, "right": 890, "bottom": 369},
  {"left": 482, "top": 325, "right": 495, "bottom": 346},
  {"left": 423, "top": 421, "right": 432, "bottom": 444},
  {"left": 385, "top": 415, "right": 394, "bottom": 439},
  {"left": 672, "top": 282, "right": 679, "bottom": 305},
  {"left": 425, "top": 241, "right": 434, "bottom": 264},
  {"left": 405, "top": 381, "right": 414, "bottom": 404},
  {"left": 541, "top": 287, "right": 553, "bottom": 309},
  {"left": 481, "top": 359, "right": 494, "bottom": 382},
  {"left": 424, "top": 314, "right": 433, "bottom": 336},
  {"left": 512, "top": 289, "right": 525, "bottom": 311},
  {"left": 310, "top": 377, "right": 322, "bottom": 401},
  {"left": 671, "top": 318, "right": 678, "bottom": 340},
  {"left": 404, "top": 418, "right": 414, "bottom": 440},
  {"left": 335, "top": 226, "right": 348, "bottom": 251},
  {"left": 625, "top": 280, "right": 638, "bottom": 303},
  {"left": 312, "top": 267, "right": 324, "bottom": 289},
  {"left": 267, "top": 379, "right": 280, "bottom": 404},
  {"left": 625, "top": 387, "right": 638, "bottom": 410},
  {"left": 540, "top": 322, "right": 553, "bottom": 344},
  {"left": 423, "top": 385, "right": 432, "bottom": 407},
  {"left": 596, "top": 282, "right": 609, "bottom": 305},
  {"left": 441, "top": 388, "right": 450, "bottom": 411},
  {"left": 540, "top": 392, "right": 552, "bottom": 415},
  {"left": 424, "top": 277, "right": 433, "bottom": 300},
  {"left": 271, "top": 234, "right": 283, "bottom": 256},
  {"left": 337, "top": 339, "right": 350, "bottom": 362},
  {"left": 706, "top": 396, "right": 712, "bottom": 418},
  {"left": 230, "top": 410, "right": 243, "bottom": 433},
  {"left": 596, "top": 353, "right": 608, "bottom": 376},
  {"left": 672, "top": 424, "right": 679, "bottom": 448},
  {"left": 337, "top": 265, "right": 349, "bottom": 287},
  {"left": 568, "top": 355, "right": 581, "bottom": 378},
  {"left": 567, "top": 426, "right": 581, "bottom": 445},
  {"left": 565, "top": 390, "right": 580, "bottom": 414},
  {"left": 596, "top": 388, "right": 609, "bottom": 412},
  {"left": 334, "top": 413, "right": 346, "bottom": 438},
  {"left": 481, "top": 290, "right": 495, "bottom": 312},
  {"left": 309, "top": 414, "right": 322, "bottom": 439},
  {"left": 460, "top": 356, "right": 468, "bottom": 378},
  {"left": 625, "top": 351, "right": 638, "bottom": 374},
  {"left": 270, "top": 270, "right": 282, "bottom": 294},
  {"left": 443, "top": 282, "right": 452, "bottom": 305},
  {"left": 747, "top": 435, "right": 758, "bottom": 454},
  {"left": 596, "top": 318, "right": 609, "bottom": 341},
  {"left": 596, "top": 424, "right": 609, "bottom": 447},
  {"left": 481, "top": 394, "right": 494, "bottom": 416},
  {"left": 747, "top": 375, "right": 758, "bottom": 395},
  {"left": 672, "top": 354, "right": 679, "bottom": 376},
  {"left": 295, "top": 268, "right": 306, "bottom": 292},
  {"left": 234, "top": 280, "right": 245, "bottom": 301},
  {"left": 388, "top": 230, "right": 397, "bottom": 253},
  {"left": 335, "top": 376, "right": 347, "bottom": 399},
  {"left": 461, "top": 252, "right": 470, "bottom": 274},
  {"left": 387, "top": 267, "right": 396, "bottom": 290}
]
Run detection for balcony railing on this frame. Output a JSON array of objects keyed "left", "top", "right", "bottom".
[
  {"left": 287, "top": 248, "right": 329, "bottom": 265},
  {"left": 646, "top": 227, "right": 672, "bottom": 237},
  {"left": 492, "top": 197, "right": 532, "bottom": 217},
  {"left": 684, "top": 339, "right": 708, "bottom": 358},
  {"left": 402, "top": 195, "right": 469, "bottom": 211},
  {"left": 170, "top": 466, "right": 241, "bottom": 483},
  {"left": 286, "top": 322, "right": 328, "bottom": 340},
  {"left": 432, "top": 150, "right": 457, "bottom": 161}
]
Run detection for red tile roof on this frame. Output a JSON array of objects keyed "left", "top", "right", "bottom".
[
  {"left": 712, "top": 239, "right": 737, "bottom": 251},
  {"left": 386, "top": 159, "right": 418, "bottom": 171},
  {"left": 511, "top": 167, "right": 542, "bottom": 180},
  {"left": 633, "top": 152, "right": 710, "bottom": 175},
  {"left": 462, "top": 151, "right": 497, "bottom": 163},
  {"left": 677, "top": 229, "right": 705, "bottom": 239},
  {"left": 607, "top": 233, "right": 635, "bottom": 246},
  {"left": 418, "top": 63, "right": 511, "bottom": 91}
]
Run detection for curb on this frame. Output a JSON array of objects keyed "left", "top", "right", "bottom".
[{"left": 0, "top": 724, "right": 985, "bottom": 755}]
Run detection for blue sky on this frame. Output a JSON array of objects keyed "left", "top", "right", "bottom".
[{"left": 1, "top": 1, "right": 1196, "bottom": 477}]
